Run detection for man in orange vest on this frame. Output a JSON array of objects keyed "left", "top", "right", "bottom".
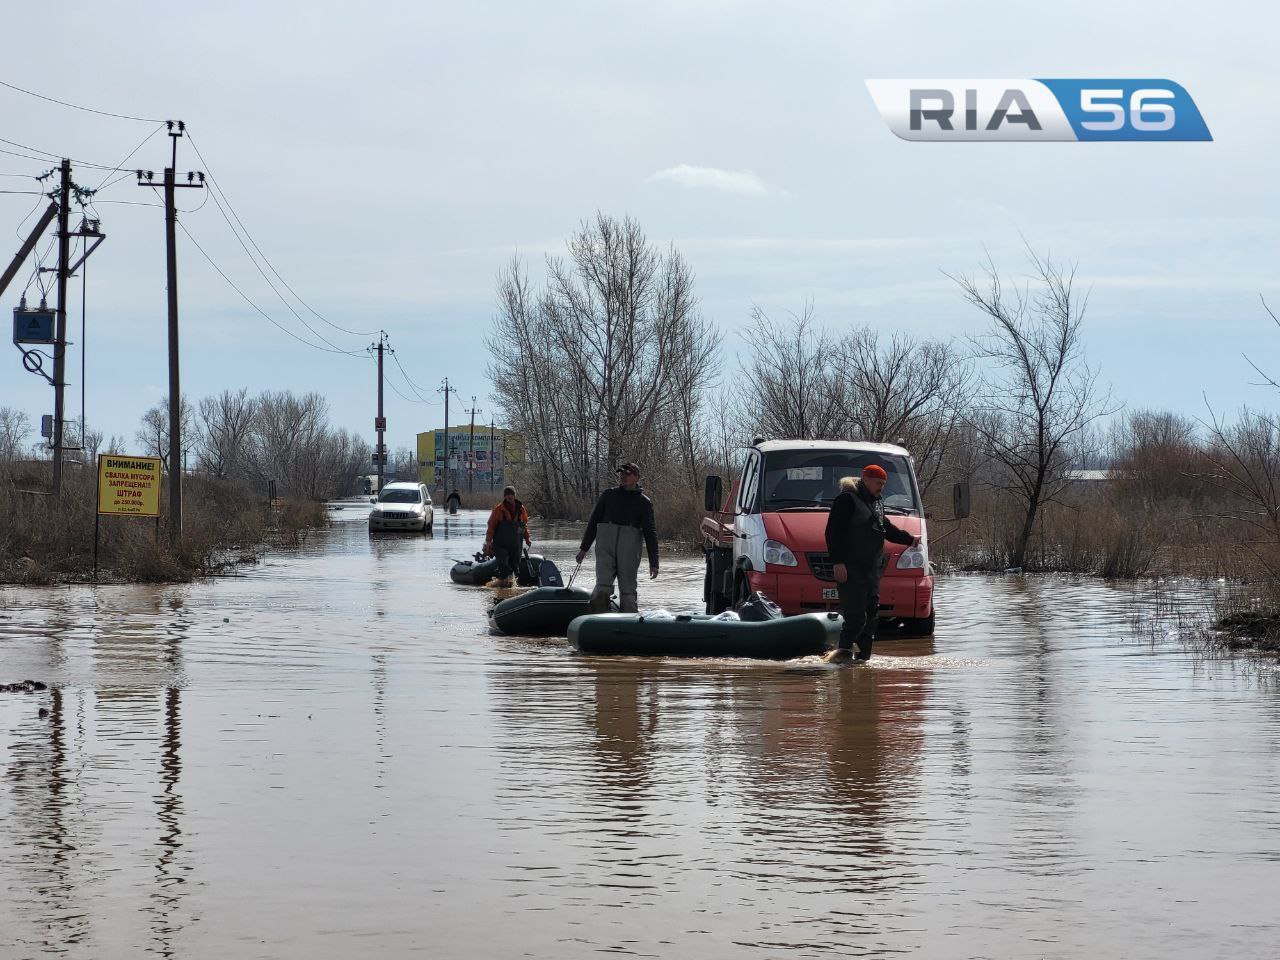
[{"left": 484, "top": 485, "right": 531, "bottom": 587}]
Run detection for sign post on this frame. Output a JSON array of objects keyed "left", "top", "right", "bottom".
[{"left": 95, "top": 454, "right": 163, "bottom": 580}]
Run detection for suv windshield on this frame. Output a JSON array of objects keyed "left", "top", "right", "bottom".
[
  {"left": 378, "top": 488, "right": 421, "bottom": 504},
  {"left": 759, "top": 450, "right": 920, "bottom": 513}
]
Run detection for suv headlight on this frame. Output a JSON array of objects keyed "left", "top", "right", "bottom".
[
  {"left": 896, "top": 542, "right": 928, "bottom": 570},
  {"left": 764, "top": 539, "right": 798, "bottom": 567}
]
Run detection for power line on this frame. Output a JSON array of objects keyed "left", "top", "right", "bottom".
[
  {"left": 0, "top": 135, "right": 154, "bottom": 172},
  {"left": 389, "top": 349, "right": 441, "bottom": 404},
  {"left": 91, "top": 122, "right": 167, "bottom": 193},
  {"left": 196, "top": 185, "right": 356, "bottom": 353},
  {"left": 185, "top": 129, "right": 378, "bottom": 338},
  {"left": 0, "top": 78, "right": 163, "bottom": 123},
  {"left": 385, "top": 375, "right": 426, "bottom": 405},
  {"left": 176, "top": 219, "right": 369, "bottom": 358},
  {"left": 0, "top": 135, "right": 153, "bottom": 172},
  {"left": 391, "top": 350, "right": 441, "bottom": 404},
  {"left": 0, "top": 145, "right": 53, "bottom": 164}
]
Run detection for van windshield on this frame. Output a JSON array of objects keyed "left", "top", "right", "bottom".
[{"left": 759, "top": 451, "right": 919, "bottom": 513}]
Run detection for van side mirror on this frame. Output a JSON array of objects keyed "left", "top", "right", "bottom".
[
  {"left": 704, "top": 475, "right": 723, "bottom": 512},
  {"left": 952, "top": 481, "right": 971, "bottom": 520}
]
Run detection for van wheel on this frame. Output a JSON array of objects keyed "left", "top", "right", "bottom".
[{"left": 901, "top": 611, "right": 935, "bottom": 636}]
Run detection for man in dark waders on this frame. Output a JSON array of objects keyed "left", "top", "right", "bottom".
[
  {"left": 484, "top": 485, "right": 531, "bottom": 587},
  {"left": 445, "top": 489, "right": 462, "bottom": 514},
  {"left": 823, "top": 464, "right": 917, "bottom": 663},
  {"left": 575, "top": 462, "right": 659, "bottom": 613}
]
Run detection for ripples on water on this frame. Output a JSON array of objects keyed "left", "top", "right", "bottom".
[{"left": 2, "top": 502, "right": 1279, "bottom": 958}]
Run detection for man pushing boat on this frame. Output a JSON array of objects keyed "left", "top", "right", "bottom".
[
  {"left": 823, "top": 464, "right": 917, "bottom": 663},
  {"left": 576, "top": 462, "right": 660, "bottom": 613},
  {"left": 484, "top": 485, "right": 531, "bottom": 587}
]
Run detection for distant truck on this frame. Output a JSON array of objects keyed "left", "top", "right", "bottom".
[{"left": 700, "top": 439, "right": 968, "bottom": 635}]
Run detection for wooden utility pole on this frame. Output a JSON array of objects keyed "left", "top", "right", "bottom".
[
  {"left": 465, "top": 397, "right": 481, "bottom": 495},
  {"left": 50, "top": 160, "right": 71, "bottom": 495},
  {"left": 0, "top": 203, "right": 58, "bottom": 300},
  {"left": 488, "top": 416, "right": 495, "bottom": 493},
  {"left": 137, "top": 121, "right": 204, "bottom": 543},
  {"left": 371, "top": 332, "right": 388, "bottom": 490},
  {"left": 438, "top": 377, "right": 457, "bottom": 490}
]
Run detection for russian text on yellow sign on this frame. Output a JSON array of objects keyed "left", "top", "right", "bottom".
[{"left": 97, "top": 455, "right": 163, "bottom": 517}]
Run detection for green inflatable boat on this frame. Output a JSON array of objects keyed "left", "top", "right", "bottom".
[
  {"left": 568, "top": 611, "right": 842, "bottom": 660},
  {"left": 492, "top": 586, "right": 597, "bottom": 636}
]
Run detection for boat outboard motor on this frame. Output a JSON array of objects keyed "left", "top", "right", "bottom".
[{"left": 737, "top": 591, "right": 783, "bottom": 622}]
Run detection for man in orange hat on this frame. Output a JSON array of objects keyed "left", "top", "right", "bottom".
[{"left": 822, "top": 463, "right": 917, "bottom": 663}]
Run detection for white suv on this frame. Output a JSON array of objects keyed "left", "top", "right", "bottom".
[{"left": 368, "top": 481, "right": 434, "bottom": 533}]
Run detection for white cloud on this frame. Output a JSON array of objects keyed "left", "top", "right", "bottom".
[{"left": 646, "top": 164, "right": 777, "bottom": 197}]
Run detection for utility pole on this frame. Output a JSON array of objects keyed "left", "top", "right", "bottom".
[
  {"left": 50, "top": 160, "right": 71, "bottom": 495},
  {"left": 489, "top": 416, "right": 495, "bottom": 493},
  {"left": 370, "top": 331, "right": 389, "bottom": 491},
  {"left": 437, "top": 377, "right": 457, "bottom": 491},
  {"left": 136, "top": 121, "right": 204, "bottom": 543},
  {"left": 464, "top": 397, "right": 481, "bottom": 495}
]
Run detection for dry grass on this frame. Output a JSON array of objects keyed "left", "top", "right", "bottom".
[
  {"left": 927, "top": 481, "right": 1258, "bottom": 582},
  {"left": 0, "top": 468, "right": 328, "bottom": 585}
]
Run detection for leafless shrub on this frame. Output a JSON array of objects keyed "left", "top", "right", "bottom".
[
  {"left": 0, "top": 472, "right": 325, "bottom": 585},
  {"left": 1199, "top": 407, "right": 1280, "bottom": 583},
  {"left": 950, "top": 247, "right": 1115, "bottom": 569}
]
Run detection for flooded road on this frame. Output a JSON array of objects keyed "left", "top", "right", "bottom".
[{"left": 2, "top": 501, "right": 1279, "bottom": 959}]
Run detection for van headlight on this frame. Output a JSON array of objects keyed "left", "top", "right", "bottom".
[
  {"left": 764, "top": 539, "right": 798, "bottom": 567},
  {"left": 896, "top": 542, "right": 928, "bottom": 570}
]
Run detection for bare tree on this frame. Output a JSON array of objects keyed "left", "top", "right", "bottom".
[
  {"left": 488, "top": 214, "right": 716, "bottom": 515},
  {"left": 135, "top": 395, "right": 197, "bottom": 472},
  {"left": 83, "top": 427, "right": 104, "bottom": 463},
  {"left": 837, "top": 329, "right": 973, "bottom": 493},
  {"left": 951, "top": 248, "right": 1113, "bottom": 568},
  {"left": 1199, "top": 302, "right": 1280, "bottom": 582},
  {"left": 0, "top": 407, "right": 31, "bottom": 462},
  {"left": 390, "top": 445, "right": 416, "bottom": 482},
  {"left": 197, "top": 388, "right": 258, "bottom": 479},
  {"left": 1201, "top": 408, "right": 1280, "bottom": 581},
  {"left": 739, "top": 302, "right": 847, "bottom": 440}
]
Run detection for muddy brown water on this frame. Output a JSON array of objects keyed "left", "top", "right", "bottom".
[{"left": 2, "top": 501, "right": 1279, "bottom": 959}]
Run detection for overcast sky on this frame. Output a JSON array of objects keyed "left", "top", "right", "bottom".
[{"left": 3, "top": 0, "right": 1278, "bottom": 456}]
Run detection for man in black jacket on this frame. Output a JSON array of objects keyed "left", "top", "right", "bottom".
[
  {"left": 823, "top": 464, "right": 917, "bottom": 663},
  {"left": 575, "top": 462, "right": 660, "bottom": 613}
]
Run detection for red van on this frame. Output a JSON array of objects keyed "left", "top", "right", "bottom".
[{"left": 701, "top": 440, "right": 961, "bottom": 635}]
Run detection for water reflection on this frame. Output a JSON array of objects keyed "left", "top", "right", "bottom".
[
  {"left": 484, "top": 641, "right": 936, "bottom": 950},
  {"left": 2, "top": 511, "right": 1280, "bottom": 958},
  {"left": 0, "top": 588, "right": 195, "bottom": 958},
  {"left": 148, "top": 686, "right": 186, "bottom": 959}
]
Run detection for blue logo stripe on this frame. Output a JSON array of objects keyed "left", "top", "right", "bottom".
[{"left": 1035, "top": 79, "right": 1212, "bottom": 141}]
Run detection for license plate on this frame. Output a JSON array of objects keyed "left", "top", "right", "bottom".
[{"left": 822, "top": 588, "right": 838, "bottom": 600}]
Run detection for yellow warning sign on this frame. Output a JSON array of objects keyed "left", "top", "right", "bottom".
[{"left": 97, "top": 454, "right": 162, "bottom": 516}]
